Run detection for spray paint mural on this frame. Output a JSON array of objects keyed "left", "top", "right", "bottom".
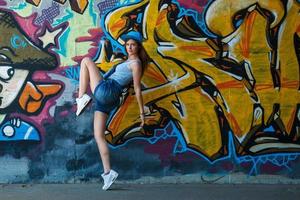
[
  {"left": 0, "top": 9, "right": 63, "bottom": 142},
  {"left": 0, "top": 0, "right": 299, "bottom": 182}
]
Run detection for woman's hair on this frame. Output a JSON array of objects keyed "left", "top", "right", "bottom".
[{"left": 137, "top": 43, "right": 151, "bottom": 74}]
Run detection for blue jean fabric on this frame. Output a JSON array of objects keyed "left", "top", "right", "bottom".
[{"left": 93, "top": 78, "right": 122, "bottom": 114}]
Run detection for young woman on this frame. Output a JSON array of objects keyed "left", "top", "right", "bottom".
[{"left": 75, "top": 31, "right": 149, "bottom": 190}]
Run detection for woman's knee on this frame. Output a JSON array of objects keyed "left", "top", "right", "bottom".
[{"left": 81, "top": 57, "right": 93, "bottom": 66}]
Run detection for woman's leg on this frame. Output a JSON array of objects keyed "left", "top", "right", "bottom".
[
  {"left": 79, "top": 57, "right": 102, "bottom": 97},
  {"left": 94, "top": 111, "right": 111, "bottom": 173}
]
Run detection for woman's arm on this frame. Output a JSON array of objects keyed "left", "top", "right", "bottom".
[{"left": 131, "top": 61, "right": 145, "bottom": 126}]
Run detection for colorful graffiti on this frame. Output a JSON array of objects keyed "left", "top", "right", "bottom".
[
  {"left": 101, "top": 0, "right": 300, "bottom": 160},
  {"left": 0, "top": 0, "right": 299, "bottom": 181},
  {"left": 26, "top": 0, "right": 89, "bottom": 14},
  {"left": 0, "top": 9, "right": 63, "bottom": 142}
]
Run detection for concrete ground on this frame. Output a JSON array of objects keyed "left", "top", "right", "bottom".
[{"left": 0, "top": 183, "right": 299, "bottom": 200}]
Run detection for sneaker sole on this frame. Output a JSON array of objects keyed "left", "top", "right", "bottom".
[{"left": 76, "top": 98, "right": 92, "bottom": 116}]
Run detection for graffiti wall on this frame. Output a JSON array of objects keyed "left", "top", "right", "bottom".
[{"left": 0, "top": 0, "right": 299, "bottom": 183}]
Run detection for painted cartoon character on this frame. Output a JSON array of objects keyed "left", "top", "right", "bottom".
[{"left": 0, "top": 10, "right": 62, "bottom": 141}]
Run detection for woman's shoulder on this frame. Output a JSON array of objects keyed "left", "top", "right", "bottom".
[
  {"left": 126, "top": 59, "right": 141, "bottom": 72},
  {"left": 127, "top": 58, "right": 141, "bottom": 63},
  {"left": 127, "top": 58, "right": 141, "bottom": 67}
]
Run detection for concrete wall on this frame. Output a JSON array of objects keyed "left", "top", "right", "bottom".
[{"left": 0, "top": 0, "right": 299, "bottom": 183}]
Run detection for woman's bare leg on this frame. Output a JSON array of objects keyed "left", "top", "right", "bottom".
[
  {"left": 94, "top": 111, "right": 111, "bottom": 173},
  {"left": 79, "top": 57, "right": 102, "bottom": 97}
]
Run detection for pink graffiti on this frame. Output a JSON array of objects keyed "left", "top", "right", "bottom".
[
  {"left": 0, "top": 0, "right": 6, "bottom": 6},
  {"left": 72, "top": 28, "right": 104, "bottom": 63},
  {"left": 177, "top": 0, "right": 209, "bottom": 13},
  {"left": 15, "top": 13, "right": 40, "bottom": 42}
]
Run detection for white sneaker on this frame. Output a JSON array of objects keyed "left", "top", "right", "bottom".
[
  {"left": 101, "top": 169, "right": 118, "bottom": 190},
  {"left": 76, "top": 94, "right": 92, "bottom": 116}
]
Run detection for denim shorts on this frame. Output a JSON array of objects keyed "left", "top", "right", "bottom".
[{"left": 93, "top": 78, "right": 122, "bottom": 114}]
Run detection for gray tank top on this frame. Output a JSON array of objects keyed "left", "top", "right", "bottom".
[{"left": 109, "top": 59, "right": 140, "bottom": 87}]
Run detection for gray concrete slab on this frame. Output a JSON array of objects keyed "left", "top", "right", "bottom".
[{"left": 0, "top": 183, "right": 299, "bottom": 200}]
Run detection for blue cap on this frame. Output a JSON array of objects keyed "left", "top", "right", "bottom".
[{"left": 121, "top": 31, "right": 143, "bottom": 43}]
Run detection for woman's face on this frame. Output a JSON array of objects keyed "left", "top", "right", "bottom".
[{"left": 125, "top": 39, "right": 139, "bottom": 57}]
